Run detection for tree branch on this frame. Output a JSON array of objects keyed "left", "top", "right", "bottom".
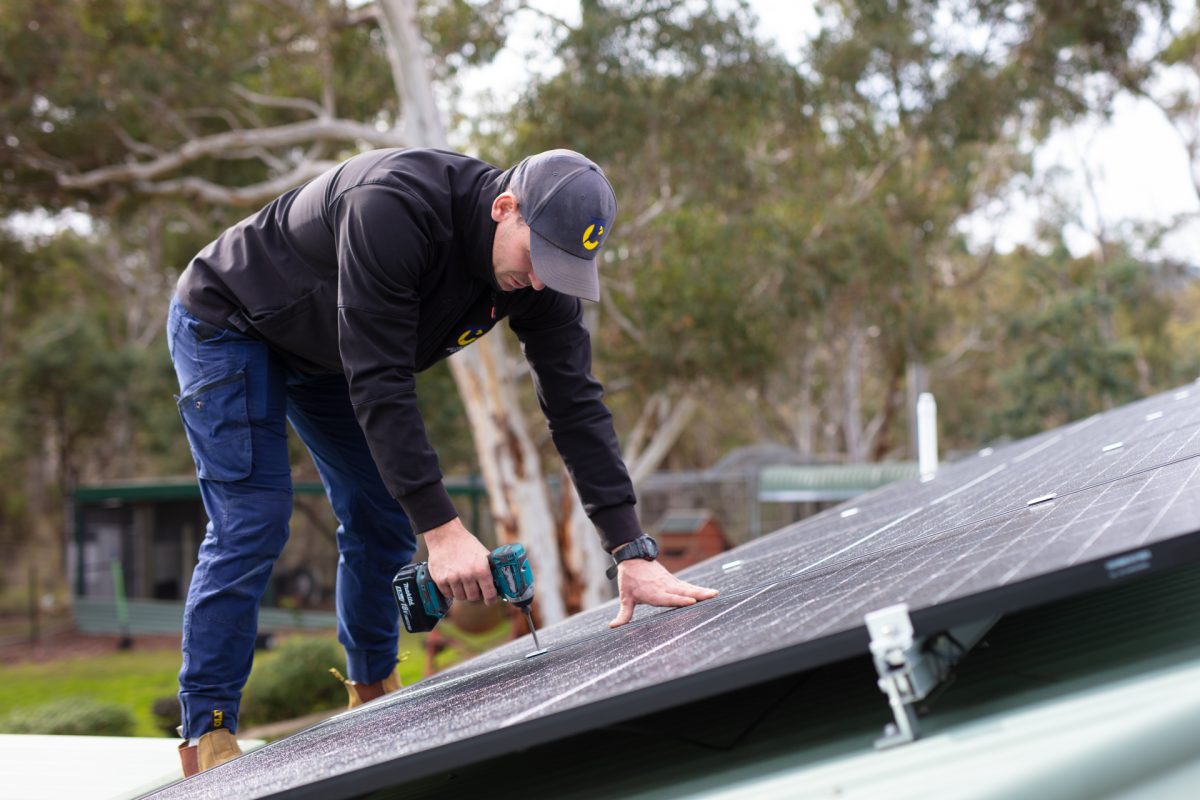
[
  {"left": 130, "top": 160, "right": 339, "bottom": 206},
  {"left": 230, "top": 84, "right": 327, "bottom": 118},
  {"left": 622, "top": 392, "right": 665, "bottom": 466},
  {"left": 56, "top": 118, "right": 407, "bottom": 191},
  {"left": 107, "top": 123, "right": 162, "bottom": 159},
  {"left": 627, "top": 395, "right": 698, "bottom": 489},
  {"left": 599, "top": 282, "right": 645, "bottom": 343}
]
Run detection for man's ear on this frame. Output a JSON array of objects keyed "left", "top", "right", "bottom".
[{"left": 491, "top": 190, "right": 518, "bottom": 222}]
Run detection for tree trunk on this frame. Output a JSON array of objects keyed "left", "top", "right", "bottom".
[{"left": 446, "top": 341, "right": 568, "bottom": 622}]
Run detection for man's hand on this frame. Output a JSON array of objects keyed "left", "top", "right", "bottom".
[
  {"left": 424, "top": 518, "right": 498, "bottom": 605},
  {"left": 609, "top": 559, "right": 719, "bottom": 628}
]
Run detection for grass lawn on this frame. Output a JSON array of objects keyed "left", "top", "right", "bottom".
[
  {"left": 0, "top": 645, "right": 182, "bottom": 737},
  {"left": 0, "top": 622, "right": 510, "bottom": 738}
]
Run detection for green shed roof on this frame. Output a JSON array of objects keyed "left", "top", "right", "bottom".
[
  {"left": 656, "top": 510, "right": 714, "bottom": 533},
  {"left": 758, "top": 462, "right": 920, "bottom": 501}
]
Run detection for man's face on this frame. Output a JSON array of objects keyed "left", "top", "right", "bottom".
[{"left": 491, "top": 191, "right": 546, "bottom": 292}]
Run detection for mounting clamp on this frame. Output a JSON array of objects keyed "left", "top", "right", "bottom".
[{"left": 865, "top": 603, "right": 997, "bottom": 749}]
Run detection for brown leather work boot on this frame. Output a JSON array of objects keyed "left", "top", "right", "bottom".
[
  {"left": 178, "top": 728, "right": 242, "bottom": 777},
  {"left": 329, "top": 666, "right": 401, "bottom": 708}
]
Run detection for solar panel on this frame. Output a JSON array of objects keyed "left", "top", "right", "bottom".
[{"left": 144, "top": 382, "right": 1200, "bottom": 799}]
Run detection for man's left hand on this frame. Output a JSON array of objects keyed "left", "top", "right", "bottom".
[{"left": 608, "top": 559, "right": 719, "bottom": 628}]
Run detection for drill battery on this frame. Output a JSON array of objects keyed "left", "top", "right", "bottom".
[
  {"left": 392, "top": 543, "right": 536, "bottom": 634},
  {"left": 393, "top": 562, "right": 447, "bottom": 633}
]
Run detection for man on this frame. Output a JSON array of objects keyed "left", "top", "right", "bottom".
[{"left": 167, "top": 147, "right": 718, "bottom": 776}]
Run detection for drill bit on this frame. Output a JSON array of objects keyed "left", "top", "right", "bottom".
[
  {"left": 524, "top": 607, "right": 542, "bottom": 650},
  {"left": 523, "top": 607, "right": 548, "bottom": 657}
]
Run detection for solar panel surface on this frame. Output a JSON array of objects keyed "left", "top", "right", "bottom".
[{"left": 145, "top": 383, "right": 1200, "bottom": 800}]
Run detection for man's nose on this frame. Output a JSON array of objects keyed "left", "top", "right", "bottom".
[{"left": 530, "top": 270, "right": 545, "bottom": 291}]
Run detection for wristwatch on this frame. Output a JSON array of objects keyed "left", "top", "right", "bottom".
[{"left": 606, "top": 535, "right": 659, "bottom": 580}]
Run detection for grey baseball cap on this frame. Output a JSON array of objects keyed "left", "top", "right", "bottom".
[{"left": 509, "top": 149, "right": 616, "bottom": 302}]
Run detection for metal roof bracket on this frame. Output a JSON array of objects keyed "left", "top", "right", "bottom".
[{"left": 865, "top": 603, "right": 998, "bottom": 749}]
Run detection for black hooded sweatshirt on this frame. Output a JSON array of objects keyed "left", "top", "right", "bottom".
[{"left": 175, "top": 148, "right": 639, "bottom": 552}]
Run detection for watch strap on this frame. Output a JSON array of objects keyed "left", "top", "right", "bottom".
[{"left": 606, "top": 535, "right": 659, "bottom": 580}]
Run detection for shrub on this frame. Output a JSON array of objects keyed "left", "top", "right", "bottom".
[
  {"left": 151, "top": 695, "right": 182, "bottom": 737},
  {"left": 239, "top": 636, "right": 347, "bottom": 727},
  {"left": 0, "top": 698, "right": 135, "bottom": 736}
]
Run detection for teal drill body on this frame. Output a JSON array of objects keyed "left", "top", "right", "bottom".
[{"left": 394, "top": 543, "right": 537, "bottom": 637}]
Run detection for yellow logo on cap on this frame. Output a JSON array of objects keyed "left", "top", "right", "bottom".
[{"left": 582, "top": 222, "right": 604, "bottom": 251}]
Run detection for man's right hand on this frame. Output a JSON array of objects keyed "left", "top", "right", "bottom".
[{"left": 424, "top": 518, "right": 498, "bottom": 605}]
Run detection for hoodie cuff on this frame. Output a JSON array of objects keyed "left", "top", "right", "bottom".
[
  {"left": 590, "top": 504, "right": 642, "bottom": 553},
  {"left": 399, "top": 482, "right": 459, "bottom": 534}
]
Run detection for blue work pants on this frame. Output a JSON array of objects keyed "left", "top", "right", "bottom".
[{"left": 166, "top": 297, "right": 416, "bottom": 737}]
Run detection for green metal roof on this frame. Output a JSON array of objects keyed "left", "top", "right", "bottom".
[
  {"left": 758, "top": 462, "right": 920, "bottom": 501},
  {"left": 656, "top": 511, "right": 714, "bottom": 533}
]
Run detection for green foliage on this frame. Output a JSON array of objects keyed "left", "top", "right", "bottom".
[
  {"left": 238, "top": 636, "right": 348, "bottom": 727},
  {"left": 0, "top": 697, "right": 135, "bottom": 736},
  {"left": 420, "top": 0, "right": 513, "bottom": 77},
  {"left": 151, "top": 694, "right": 182, "bottom": 737},
  {"left": 0, "top": 223, "right": 193, "bottom": 551},
  {"left": 0, "top": 0, "right": 397, "bottom": 213},
  {"left": 935, "top": 239, "right": 1193, "bottom": 445},
  {"left": 3, "top": 312, "right": 136, "bottom": 468}
]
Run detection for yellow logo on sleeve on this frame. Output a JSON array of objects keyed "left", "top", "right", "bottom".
[{"left": 457, "top": 329, "right": 485, "bottom": 346}]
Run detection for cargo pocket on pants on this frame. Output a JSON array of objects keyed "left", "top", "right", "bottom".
[{"left": 177, "top": 372, "right": 253, "bottom": 481}]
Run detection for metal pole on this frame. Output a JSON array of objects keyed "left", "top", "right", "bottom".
[{"left": 917, "top": 392, "right": 939, "bottom": 477}]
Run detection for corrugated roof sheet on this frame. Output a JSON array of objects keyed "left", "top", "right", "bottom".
[
  {"left": 656, "top": 510, "right": 714, "bottom": 533},
  {"left": 758, "top": 462, "right": 920, "bottom": 500}
]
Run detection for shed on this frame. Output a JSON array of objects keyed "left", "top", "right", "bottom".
[
  {"left": 68, "top": 476, "right": 488, "bottom": 635},
  {"left": 652, "top": 509, "right": 731, "bottom": 572}
]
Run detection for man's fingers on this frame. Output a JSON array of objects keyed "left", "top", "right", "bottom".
[
  {"left": 608, "top": 596, "right": 636, "bottom": 628},
  {"left": 480, "top": 579, "right": 499, "bottom": 605},
  {"left": 647, "top": 591, "right": 699, "bottom": 608},
  {"left": 634, "top": 584, "right": 718, "bottom": 608},
  {"left": 609, "top": 561, "right": 719, "bottom": 627},
  {"left": 463, "top": 580, "right": 483, "bottom": 602}
]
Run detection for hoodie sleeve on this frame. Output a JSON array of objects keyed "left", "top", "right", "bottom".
[
  {"left": 508, "top": 290, "right": 641, "bottom": 553},
  {"left": 332, "top": 184, "right": 458, "bottom": 533}
]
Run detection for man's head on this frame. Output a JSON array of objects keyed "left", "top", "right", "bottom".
[{"left": 491, "top": 149, "right": 616, "bottom": 301}]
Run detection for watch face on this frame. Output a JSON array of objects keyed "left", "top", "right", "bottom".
[{"left": 643, "top": 536, "right": 659, "bottom": 558}]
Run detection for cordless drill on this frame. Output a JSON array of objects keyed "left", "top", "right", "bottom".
[{"left": 393, "top": 543, "right": 544, "bottom": 652}]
